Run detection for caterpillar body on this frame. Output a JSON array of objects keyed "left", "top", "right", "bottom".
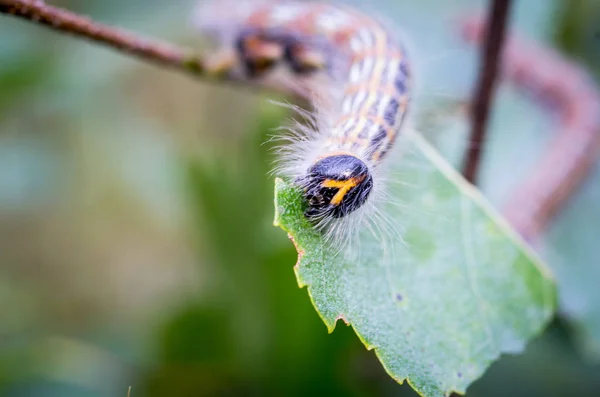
[{"left": 195, "top": 0, "right": 411, "bottom": 240}]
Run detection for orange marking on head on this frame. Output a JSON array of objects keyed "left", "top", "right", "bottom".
[{"left": 322, "top": 175, "right": 366, "bottom": 206}]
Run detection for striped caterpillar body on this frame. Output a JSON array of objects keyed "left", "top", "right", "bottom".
[{"left": 196, "top": 0, "right": 410, "bottom": 235}]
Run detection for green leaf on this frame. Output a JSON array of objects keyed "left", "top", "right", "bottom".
[{"left": 273, "top": 131, "right": 556, "bottom": 397}]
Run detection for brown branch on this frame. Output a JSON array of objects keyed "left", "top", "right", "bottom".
[
  {"left": 462, "top": 0, "right": 513, "bottom": 184},
  {"left": 0, "top": 0, "right": 226, "bottom": 80}
]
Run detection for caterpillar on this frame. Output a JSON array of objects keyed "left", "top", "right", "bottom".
[
  {"left": 460, "top": 16, "right": 600, "bottom": 241},
  {"left": 195, "top": 0, "right": 411, "bottom": 243}
]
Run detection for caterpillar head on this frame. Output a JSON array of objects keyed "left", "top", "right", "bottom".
[{"left": 301, "top": 154, "right": 373, "bottom": 220}]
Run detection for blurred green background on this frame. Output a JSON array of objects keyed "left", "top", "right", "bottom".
[{"left": 1, "top": 0, "right": 599, "bottom": 396}]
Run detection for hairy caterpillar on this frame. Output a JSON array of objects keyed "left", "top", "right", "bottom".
[
  {"left": 195, "top": 0, "right": 411, "bottom": 244},
  {"left": 461, "top": 16, "right": 600, "bottom": 241}
]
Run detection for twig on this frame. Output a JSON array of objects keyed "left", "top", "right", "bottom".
[
  {"left": 462, "top": 0, "right": 513, "bottom": 183},
  {"left": 0, "top": 0, "right": 221, "bottom": 80}
]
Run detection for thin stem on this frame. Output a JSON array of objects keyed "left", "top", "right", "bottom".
[
  {"left": 462, "top": 0, "right": 512, "bottom": 183},
  {"left": 0, "top": 0, "right": 221, "bottom": 79}
]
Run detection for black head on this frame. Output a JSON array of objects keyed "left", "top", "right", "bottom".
[{"left": 302, "top": 154, "right": 373, "bottom": 219}]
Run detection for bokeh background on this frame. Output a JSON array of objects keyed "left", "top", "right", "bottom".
[{"left": 1, "top": 0, "right": 599, "bottom": 396}]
